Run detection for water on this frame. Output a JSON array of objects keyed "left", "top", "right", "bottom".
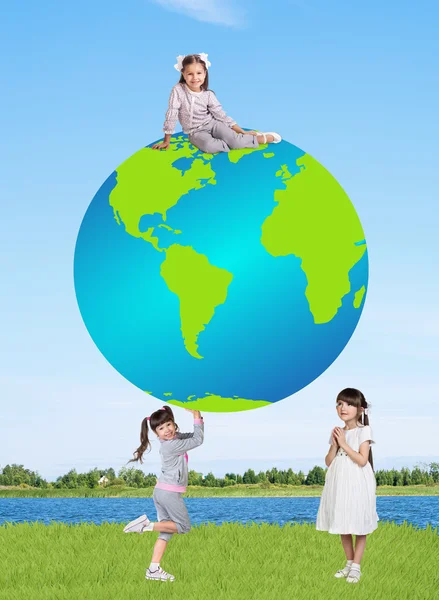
[{"left": 0, "top": 497, "right": 438, "bottom": 530}]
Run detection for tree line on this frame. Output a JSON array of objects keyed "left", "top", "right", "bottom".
[{"left": 1, "top": 462, "right": 438, "bottom": 489}]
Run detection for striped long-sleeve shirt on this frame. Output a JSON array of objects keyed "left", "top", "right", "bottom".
[{"left": 163, "top": 83, "right": 236, "bottom": 135}]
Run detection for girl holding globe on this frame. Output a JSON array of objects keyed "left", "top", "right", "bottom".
[
  {"left": 123, "top": 405, "right": 204, "bottom": 582},
  {"left": 152, "top": 53, "right": 282, "bottom": 153},
  {"left": 316, "top": 388, "right": 378, "bottom": 584}
]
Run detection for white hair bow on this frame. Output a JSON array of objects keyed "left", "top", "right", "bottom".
[{"left": 174, "top": 53, "right": 211, "bottom": 72}]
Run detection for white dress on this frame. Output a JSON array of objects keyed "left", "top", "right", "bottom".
[{"left": 316, "top": 425, "right": 379, "bottom": 535}]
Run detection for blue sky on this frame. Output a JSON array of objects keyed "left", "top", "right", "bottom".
[{"left": 1, "top": 0, "right": 438, "bottom": 480}]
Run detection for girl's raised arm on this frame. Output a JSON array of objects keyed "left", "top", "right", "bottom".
[{"left": 162, "top": 411, "right": 204, "bottom": 454}]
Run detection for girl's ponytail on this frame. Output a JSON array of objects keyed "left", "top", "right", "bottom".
[
  {"left": 129, "top": 417, "right": 151, "bottom": 464},
  {"left": 128, "top": 406, "right": 177, "bottom": 464},
  {"left": 361, "top": 398, "right": 374, "bottom": 471}
]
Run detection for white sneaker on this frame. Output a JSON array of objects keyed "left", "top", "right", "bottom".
[
  {"left": 123, "top": 514, "right": 150, "bottom": 533},
  {"left": 146, "top": 567, "right": 175, "bottom": 582}
]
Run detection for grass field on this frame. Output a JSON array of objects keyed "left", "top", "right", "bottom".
[
  {"left": 1, "top": 484, "right": 439, "bottom": 498},
  {"left": 0, "top": 521, "right": 437, "bottom": 599}
]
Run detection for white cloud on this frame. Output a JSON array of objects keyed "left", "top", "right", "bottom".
[{"left": 151, "top": 0, "right": 244, "bottom": 27}]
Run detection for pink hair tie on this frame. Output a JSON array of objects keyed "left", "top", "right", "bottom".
[
  {"left": 146, "top": 417, "right": 151, "bottom": 421},
  {"left": 160, "top": 407, "right": 167, "bottom": 411}
]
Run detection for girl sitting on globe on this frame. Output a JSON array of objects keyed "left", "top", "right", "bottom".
[
  {"left": 152, "top": 53, "right": 282, "bottom": 153},
  {"left": 123, "top": 405, "right": 204, "bottom": 582},
  {"left": 316, "top": 388, "right": 378, "bottom": 584}
]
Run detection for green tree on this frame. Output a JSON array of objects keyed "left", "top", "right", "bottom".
[
  {"left": 104, "top": 468, "right": 116, "bottom": 481},
  {"left": 389, "top": 469, "right": 402, "bottom": 486},
  {"left": 62, "top": 469, "right": 78, "bottom": 489},
  {"left": 144, "top": 473, "right": 157, "bottom": 487},
  {"left": 429, "top": 462, "right": 439, "bottom": 483},
  {"left": 223, "top": 475, "right": 237, "bottom": 486},
  {"left": 87, "top": 468, "right": 101, "bottom": 488},
  {"left": 77, "top": 473, "right": 88, "bottom": 487},
  {"left": 243, "top": 469, "right": 257, "bottom": 484},
  {"left": 256, "top": 471, "right": 268, "bottom": 483},
  {"left": 285, "top": 468, "right": 297, "bottom": 485},
  {"left": 118, "top": 466, "right": 142, "bottom": 487},
  {"left": 0, "top": 464, "right": 47, "bottom": 487},
  {"left": 267, "top": 468, "right": 280, "bottom": 484},
  {"left": 203, "top": 472, "right": 217, "bottom": 487},
  {"left": 296, "top": 470, "right": 306, "bottom": 485},
  {"left": 188, "top": 470, "right": 203, "bottom": 486},
  {"left": 305, "top": 466, "right": 326, "bottom": 486},
  {"left": 401, "top": 467, "right": 411, "bottom": 486},
  {"left": 411, "top": 466, "right": 426, "bottom": 485}
]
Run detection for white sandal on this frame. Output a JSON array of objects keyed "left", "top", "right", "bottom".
[{"left": 346, "top": 566, "right": 361, "bottom": 583}]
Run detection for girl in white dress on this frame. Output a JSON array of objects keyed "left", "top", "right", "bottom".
[{"left": 316, "top": 388, "right": 378, "bottom": 584}]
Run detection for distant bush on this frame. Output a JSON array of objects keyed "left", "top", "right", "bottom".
[{"left": 109, "top": 478, "right": 125, "bottom": 487}]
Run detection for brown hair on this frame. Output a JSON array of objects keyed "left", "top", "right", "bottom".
[
  {"left": 178, "top": 54, "right": 209, "bottom": 90},
  {"left": 129, "top": 405, "right": 178, "bottom": 464},
  {"left": 336, "top": 388, "right": 374, "bottom": 470}
]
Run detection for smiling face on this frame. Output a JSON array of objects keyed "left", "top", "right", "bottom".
[
  {"left": 155, "top": 420, "right": 177, "bottom": 441},
  {"left": 336, "top": 400, "right": 362, "bottom": 428},
  {"left": 182, "top": 62, "right": 206, "bottom": 92}
]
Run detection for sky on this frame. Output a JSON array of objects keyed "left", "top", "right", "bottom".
[{"left": 1, "top": 0, "right": 438, "bottom": 480}]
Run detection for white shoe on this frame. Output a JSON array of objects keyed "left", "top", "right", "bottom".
[
  {"left": 334, "top": 565, "right": 352, "bottom": 578},
  {"left": 146, "top": 567, "right": 175, "bottom": 582},
  {"left": 259, "top": 131, "right": 282, "bottom": 144},
  {"left": 123, "top": 514, "right": 150, "bottom": 533},
  {"left": 346, "top": 566, "right": 361, "bottom": 583}
]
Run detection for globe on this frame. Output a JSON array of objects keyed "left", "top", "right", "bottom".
[{"left": 74, "top": 133, "right": 368, "bottom": 413}]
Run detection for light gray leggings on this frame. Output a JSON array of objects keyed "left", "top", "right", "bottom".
[
  {"left": 153, "top": 487, "right": 191, "bottom": 542},
  {"left": 189, "top": 120, "right": 260, "bottom": 154}
]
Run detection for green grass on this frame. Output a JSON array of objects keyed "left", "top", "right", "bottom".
[
  {"left": 1, "top": 484, "right": 439, "bottom": 498},
  {"left": 0, "top": 522, "right": 437, "bottom": 599}
]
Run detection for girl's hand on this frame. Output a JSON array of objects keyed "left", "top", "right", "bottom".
[
  {"left": 333, "top": 427, "right": 346, "bottom": 448},
  {"left": 331, "top": 428, "right": 339, "bottom": 446},
  {"left": 247, "top": 130, "right": 259, "bottom": 136},
  {"left": 152, "top": 141, "right": 170, "bottom": 150},
  {"left": 184, "top": 408, "right": 202, "bottom": 419}
]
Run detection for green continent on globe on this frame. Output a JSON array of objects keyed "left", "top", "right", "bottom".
[
  {"left": 146, "top": 392, "right": 270, "bottom": 412},
  {"left": 109, "top": 139, "right": 216, "bottom": 245},
  {"left": 353, "top": 285, "right": 366, "bottom": 308},
  {"left": 160, "top": 244, "right": 233, "bottom": 359},
  {"left": 227, "top": 143, "right": 268, "bottom": 164},
  {"left": 261, "top": 154, "right": 367, "bottom": 324}
]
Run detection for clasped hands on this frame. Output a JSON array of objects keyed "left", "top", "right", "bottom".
[{"left": 331, "top": 427, "right": 347, "bottom": 449}]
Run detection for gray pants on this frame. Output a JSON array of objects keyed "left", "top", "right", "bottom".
[
  {"left": 153, "top": 487, "right": 191, "bottom": 542},
  {"left": 189, "top": 120, "right": 260, "bottom": 154}
]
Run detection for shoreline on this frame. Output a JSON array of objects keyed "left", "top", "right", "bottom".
[{"left": 1, "top": 484, "right": 439, "bottom": 499}]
